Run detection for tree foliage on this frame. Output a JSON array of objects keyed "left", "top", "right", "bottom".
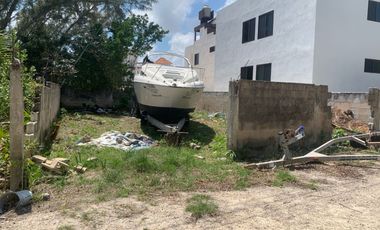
[
  {"left": 0, "top": 32, "right": 37, "bottom": 122},
  {"left": 14, "top": 0, "right": 166, "bottom": 91}
]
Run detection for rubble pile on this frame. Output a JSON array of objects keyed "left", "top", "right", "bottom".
[
  {"left": 332, "top": 109, "right": 370, "bottom": 133},
  {"left": 78, "top": 131, "right": 155, "bottom": 151}
]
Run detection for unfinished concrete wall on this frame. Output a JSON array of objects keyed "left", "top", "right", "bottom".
[
  {"left": 329, "top": 93, "right": 370, "bottom": 122},
  {"left": 369, "top": 88, "right": 380, "bottom": 131},
  {"left": 228, "top": 80, "right": 332, "bottom": 160},
  {"left": 61, "top": 88, "right": 114, "bottom": 109},
  {"left": 196, "top": 92, "right": 229, "bottom": 113},
  {"left": 26, "top": 82, "right": 61, "bottom": 145}
]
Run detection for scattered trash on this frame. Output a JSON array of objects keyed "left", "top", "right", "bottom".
[
  {"left": 41, "top": 193, "right": 50, "bottom": 201},
  {"left": 96, "top": 107, "right": 107, "bottom": 114},
  {"left": 77, "top": 131, "right": 155, "bottom": 151},
  {"left": 332, "top": 109, "right": 369, "bottom": 133},
  {"left": 87, "top": 157, "right": 98, "bottom": 162},
  {"left": 208, "top": 112, "right": 225, "bottom": 119},
  {"left": 74, "top": 165, "right": 87, "bottom": 174},
  {"left": 32, "top": 155, "right": 69, "bottom": 174},
  {"left": 0, "top": 190, "right": 33, "bottom": 215},
  {"left": 195, "top": 155, "right": 205, "bottom": 160},
  {"left": 217, "top": 157, "right": 227, "bottom": 161},
  {"left": 190, "top": 143, "right": 201, "bottom": 150}
]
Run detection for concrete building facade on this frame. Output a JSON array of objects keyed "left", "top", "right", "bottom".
[{"left": 185, "top": 0, "right": 380, "bottom": 93}]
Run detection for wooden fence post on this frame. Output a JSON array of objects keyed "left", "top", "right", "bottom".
[{"left": 9, "top": 58, "right": 24, "bottom": 191}]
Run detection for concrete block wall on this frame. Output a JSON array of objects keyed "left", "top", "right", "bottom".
[
  {"left": 61, "top": 88, "right": 114, "bottom": 108},
  {"left": 25, "top": 82, "right": 61, "bottom": 145},
  {"left": 228, "top": 80, "right": 332, "bottom": 160},
  {"left": 329, "top": 93, "right": 370, "bottom": 122},
  {"left": 196, "top": 92, "right": 229, "bottom": 113}
]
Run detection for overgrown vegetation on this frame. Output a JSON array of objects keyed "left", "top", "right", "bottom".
[
  {"left": 29, "top": 113, "right": 251, "bottom": 200},
  {"left": 185, "top": 194, "right": 218, "bottom": 219},
  {"left": 0, "top": 32, "right": 37, "bottom": 122}
]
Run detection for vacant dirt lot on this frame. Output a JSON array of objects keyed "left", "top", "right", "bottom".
[{"left": 1, "top": 161, "right": 380, "bottom": 230}]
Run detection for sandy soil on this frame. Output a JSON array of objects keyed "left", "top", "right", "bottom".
[{"left": 1, "top": 162, "right": 380, "bottom": 230}]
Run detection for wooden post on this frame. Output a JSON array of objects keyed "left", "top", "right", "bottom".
[{"left": 9, "top": 58, "right": 24, "bottom": 191}]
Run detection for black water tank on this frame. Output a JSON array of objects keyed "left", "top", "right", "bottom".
[{"left": 199, "top": 5, "right": 213, "bottom": 24}]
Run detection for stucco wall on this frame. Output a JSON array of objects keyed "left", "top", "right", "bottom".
[
  {"left": 313, "top": 0, "right": 380, "bottom": 92},
  {"left": 185, "top": 27, "right": 216, "bottom": 91},
  {"left": 228, "top": 80, "right": 332, "bottom": 160},
  {"left": 214, "top": 0, "right": 318, "bottom": 92}
]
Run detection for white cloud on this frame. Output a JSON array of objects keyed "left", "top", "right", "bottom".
[
  {"left": 139, "top": 0, "right": 196, "bottom": 34},
  {"left": 168, "top": 32, "right": 194, "bottom": 54}
]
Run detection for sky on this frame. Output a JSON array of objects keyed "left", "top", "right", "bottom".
[{"left": 137, "top": 0, "right": 237, "bottom": 54}]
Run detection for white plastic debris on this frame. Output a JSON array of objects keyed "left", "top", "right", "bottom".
[{"left": 77, "top": 131, "right": 155, "bottom": 151}]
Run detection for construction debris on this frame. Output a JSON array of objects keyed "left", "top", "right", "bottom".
[
  {"left": 77, "top": 131, "right": 155, "bottom": 151},
  {"left": 332, "top": 109, "right": 369, "bottom": 133},
  {"left": 246, "top": 132, "right": 380, "bottom": 169},
  {"left": 32, "top": 155, "right": 69, "bottom": 174}
]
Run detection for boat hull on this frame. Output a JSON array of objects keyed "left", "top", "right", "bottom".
[{"left": 134, "top": 82, "right": 203, "bottom": 122}]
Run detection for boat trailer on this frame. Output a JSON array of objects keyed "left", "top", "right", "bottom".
[
  {"left": 246, "top": 127, "right": 380, "bottom": 169},
  {"left": 144, "top": 115, "right": 188, "bottom": 145}
]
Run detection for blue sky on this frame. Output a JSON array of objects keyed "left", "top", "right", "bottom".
[{"left": 138, "top": 0, "right": 237, "bottom": 54}]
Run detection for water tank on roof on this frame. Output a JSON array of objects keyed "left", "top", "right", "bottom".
[{"left": 199, "top": 5, "right": 213, "bottom": 24}]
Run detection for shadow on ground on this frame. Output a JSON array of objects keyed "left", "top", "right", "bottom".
[{"left": 141, "top": 120, "right": 216, "bottom": 146}]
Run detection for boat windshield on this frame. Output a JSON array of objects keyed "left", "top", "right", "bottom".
[{"left": 136, "top": 52, "right": 205, "bottom": 82}]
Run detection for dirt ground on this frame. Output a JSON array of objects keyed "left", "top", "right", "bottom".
[{"left": 1, "top": 162, "right": 380, "bottom": 230}]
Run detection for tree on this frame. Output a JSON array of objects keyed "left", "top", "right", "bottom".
[
  {"left": 0, "top": 0, "right": 21, "bottom": 31},
  {"left": 15, "top": 0, "right": 166, "bottom": 91}
]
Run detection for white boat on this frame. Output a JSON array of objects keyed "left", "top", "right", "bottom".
[{"left": 133, "top": 52, "right": 204, "bottom": 122}]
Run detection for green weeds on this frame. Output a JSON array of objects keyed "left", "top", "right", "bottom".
[{"left": 185, "top": 194, "right": 218, "bottom": 219}]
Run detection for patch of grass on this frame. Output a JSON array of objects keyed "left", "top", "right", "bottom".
[
  {"left": 185, "top": 194, "right": 218, "bottom": 219},
  {"left": 30, "top": 113, "right": 251, "bottom": 200},
  {"left": 272, "top": 170, "right": 297, "bottom": 187}
]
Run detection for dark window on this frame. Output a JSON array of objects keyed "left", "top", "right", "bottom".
[
  {"left": 194, "top": 53, "right": 199, "bottom": 65},
  {"left": 368, "top": 0, "right": 380, "bottom": 22},
  {"left": 241, "top": 66, "right": 254, "bottom": 80},
  {"left": 258, "top": 11, "right": 274, "bottom": 39},
  {"left": 209, "top": 46, "right": 215, "bottom": 53},
  {"left": 365, "top": 59, "right": 380, "bottom": 73},
  {"left": 242, "top": 18, "right": 256, "bottom": 43},
  {"left": 256, "top": 63, "right": 272, "bottom": 81}
]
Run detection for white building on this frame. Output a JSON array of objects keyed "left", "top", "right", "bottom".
[{"left": 185, "top": 0, "right": 380, "bottom": 92}]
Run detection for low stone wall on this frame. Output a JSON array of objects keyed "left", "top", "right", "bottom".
[
  {"left": 228, "top": 80, "right": 332, "bottom": 160},
  {"left": 26, "top": 82, "right": 61, "bottom": 145},
  {"left": 329, "top": 93, "right": 370, "bottom": 122},
  {"left": 196, "top": 92, "right": 229, "bottom": 113}
]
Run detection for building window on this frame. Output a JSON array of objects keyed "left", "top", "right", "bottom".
[
  {"left": 241, "top": 66, "right": 254, "bottom": 80},
  {"left": 209, "top": 46, "right": 215, "bottom": 53},
  {"left": 242, "top": 18, "right": 256, "bottom": 43},
  {"left": 365, "top": 59, "right": 380, "bottom": 74},
  {"left": 258, "top": 11, "right": 274, "bottom": 39},
  {"left": 256, "top": 63, "right": 272, "bottom": 81},
  {"left": 368, "top": 0, "right": 380, "bottom": 22},
  {"left": 194, "top": 53, "right": 199, "bottom": 65}
]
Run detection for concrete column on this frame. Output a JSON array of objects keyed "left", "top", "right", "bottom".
[
  {"left": 9, "top": 58, "right": 24, "bottom": 191},
  {"left": 369, "top": 88, "right": 380, "bottom": 131}
]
